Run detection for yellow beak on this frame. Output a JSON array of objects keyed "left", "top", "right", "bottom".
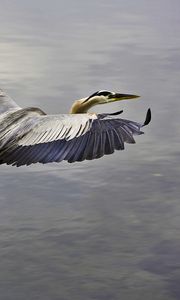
[{"left": 108, "top": 93, "right": 140, "bottom": 102}]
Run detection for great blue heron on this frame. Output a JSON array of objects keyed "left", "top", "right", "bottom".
[{"left": 0, "top": 88, "right": 151, "bottom": 167}]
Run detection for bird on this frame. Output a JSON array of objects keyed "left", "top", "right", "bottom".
[{"left": 0, "top": 88, "right": 151, "bottom": 167}]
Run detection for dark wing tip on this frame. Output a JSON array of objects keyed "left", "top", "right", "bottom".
[
  {"left": 143, "top": 108, "right": 151, "bottom": 126},
  {"left": 98, "top": 110, "right": 123, "bottom": 119},
  {"left": 107, "top": 110, "right": 124, "bottom": 116}
]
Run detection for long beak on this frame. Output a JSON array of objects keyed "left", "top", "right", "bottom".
[{"left": 108, "top": 93, "right": 140, "bottom": 102}]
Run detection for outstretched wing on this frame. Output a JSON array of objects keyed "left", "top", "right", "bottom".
[
  {"left": 0, "top": 89, "right": 21, "bottom": 114},
  {"left": 0, "top": 108, "right": 151, "bottom": 166}
]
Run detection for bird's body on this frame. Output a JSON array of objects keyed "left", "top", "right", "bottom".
[{"left": 0, "top": 89, "right": 151, "bottom": 167}]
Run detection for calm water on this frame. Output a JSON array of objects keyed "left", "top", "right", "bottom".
[{"left": 0, "top": 1, "right": 180, "bottom": 299}]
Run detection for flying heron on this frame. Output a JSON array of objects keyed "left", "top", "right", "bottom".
[{"left": 0, "top": 88, "right": 151, "bottom": 167}]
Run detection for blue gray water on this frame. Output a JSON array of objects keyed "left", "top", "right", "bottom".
[{"left": 0, "top": 1, "right": 180, "bottom": 299}]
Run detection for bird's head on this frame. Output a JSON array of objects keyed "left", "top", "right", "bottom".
[{"left": 70, "top": 90, "right": 140, "bottom": 114}]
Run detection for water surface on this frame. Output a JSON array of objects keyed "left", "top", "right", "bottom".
[{"left": 0, "top": 1, "right": 180, "bottom": 299}]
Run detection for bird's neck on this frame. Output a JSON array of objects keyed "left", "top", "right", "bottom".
[{"left": 69, "top": 98, "right": 98, "bottom": 114}]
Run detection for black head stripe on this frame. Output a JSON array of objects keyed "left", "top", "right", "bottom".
[
  {"left": 97, "top": 90, "right": 112, "bottom": 97},
  {"left": 84, "top": 90, "right": 112, "bottom": 103},
  {"left": 84, "top": 91, "right": 99, "bottom": 103}
]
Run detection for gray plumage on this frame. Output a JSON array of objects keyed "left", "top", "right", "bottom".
[{"left": 0, "top": 88, "right": 151, "bottom": 166}]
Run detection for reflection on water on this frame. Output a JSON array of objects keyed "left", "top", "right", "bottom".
[{"left": 0, "top": 0, "right": 180, "bottom": 299}]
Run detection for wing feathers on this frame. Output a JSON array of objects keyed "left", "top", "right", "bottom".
[
  {"left": 0, "top": 89, "right": 21, "bottom": 114},
  {"left": 0, "top": 108, "right": 151, "bottom": 166}
]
